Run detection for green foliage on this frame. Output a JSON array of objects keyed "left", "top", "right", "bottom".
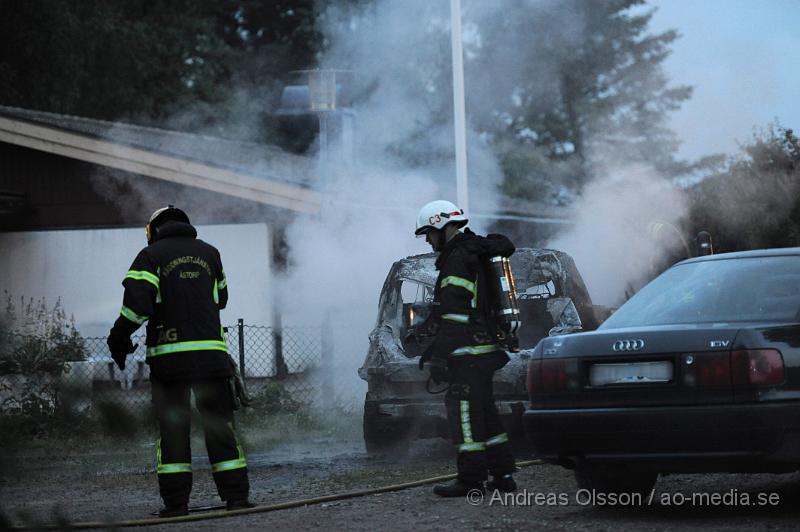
[
  {"left": 473, "top": 0, "right": 692, "bottom": 197},
  {"left": 0, "top": 0, "right": 329, "bottom": 144},
  {"left": 688, "top": 125, "right": 800, "bottom": 252},
  {"left": 0, "top": 0, "right": 234, "bottom": 123},
  {"left": 0, "top": 0, "right": 691, "bottom": 199},
  {"left": 0, "top": 293, "right": 89, "bottom": 446},
  {"left": 0, "top": 293, "right": 87, "bottom": 375},
  {"left": 320, "top": 0, "right": 691, "bottom": 199},
  {"left": 240, "top": 380, "right": 305, "bottom": 419}
]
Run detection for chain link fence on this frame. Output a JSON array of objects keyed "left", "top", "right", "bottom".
[{"left": 0, "top": 321, "right": 331, "bottom": 419}]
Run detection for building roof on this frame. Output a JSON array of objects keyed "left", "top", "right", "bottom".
[{"left": 0, "top": 105, "right": 320, "bottom": 214}]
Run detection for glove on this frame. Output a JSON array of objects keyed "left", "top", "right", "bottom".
[
  {"left": 234, "top": 373, "right": 252, "bottom": 408},
  {"left": 107, "top": 334, "right": 135, "bottom": 371},
  {"left": 428, "top": 357, "right": 448, "bottom": 385},
  {"left": 229, "top": 356, "right": 253, "bottom": 408}
]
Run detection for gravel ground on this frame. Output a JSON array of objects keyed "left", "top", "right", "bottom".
[{"left": 3, "top": 437, "right": 800, "bottom": 531}]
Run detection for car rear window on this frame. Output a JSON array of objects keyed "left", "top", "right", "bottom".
[{"left": 601, "top": 255, "right": 800, "bottom": 328}]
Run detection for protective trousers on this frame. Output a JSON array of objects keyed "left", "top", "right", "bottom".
[
  {"left": 445, "top": 357, "right": 516, "bottom": 483},
  {"left": 151, "top": 378, "right": 249, "bottom": 506}
]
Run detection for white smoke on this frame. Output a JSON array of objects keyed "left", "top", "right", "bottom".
[
  {"left": 547, "top": 164, "right": 690, "bottom": 307},
  {"left": 278, "top": 0, "right": 515, "bottom": 402}
]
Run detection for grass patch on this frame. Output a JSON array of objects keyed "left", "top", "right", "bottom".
[{"left": 1, "top": 380, "right": 363, "bottom": 459}]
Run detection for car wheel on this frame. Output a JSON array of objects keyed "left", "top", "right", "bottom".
[
  {"left": 574, "top": 465, "right": 657, "bottom": 495},
  {"left": 363, "top": 402, "right": 412, "bottom": 456}
]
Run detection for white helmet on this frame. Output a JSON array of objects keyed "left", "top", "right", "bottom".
[{"left": 415, "top": 200, "right": 468, "bottom": 236}]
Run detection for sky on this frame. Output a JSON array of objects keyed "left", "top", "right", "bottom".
[{"left": 648, "top": 0, "right": 799, "bottom": 162}]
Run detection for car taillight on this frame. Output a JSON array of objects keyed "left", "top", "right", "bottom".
[
  {"left": 732, "top": 349, "right": 785, "bottom": 386},
  {"left": 527, "top": 359, "right": 539, "bottom": 393},
  {"left": 528, "top": 359, "right": 568, "bottom": 393},
  {"left": 684, "top": 352, "right": 730, "bottom": 387}
]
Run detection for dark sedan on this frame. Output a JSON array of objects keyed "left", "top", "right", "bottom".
[{"left": 523, "top": 247, "right": 800, "bottom": 494}]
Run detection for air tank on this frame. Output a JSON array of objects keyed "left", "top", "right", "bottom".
[{"left": 485, "top": 255, "right": 522, "bottom": 352}]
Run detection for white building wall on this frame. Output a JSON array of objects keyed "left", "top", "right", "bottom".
[{"left": 0, "top": 222, "right": 273, "bottom": 337}]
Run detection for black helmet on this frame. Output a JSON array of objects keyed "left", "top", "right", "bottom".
[{"left": 146, "top": 205, "right": 190, "bottom": 244}]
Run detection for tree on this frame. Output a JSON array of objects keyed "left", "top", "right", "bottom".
[
  {"left": 0, "top": 0, "right": 691, "bottom": 178},
  {"left": 0, "top": 0, "right": 234, "bottom": 124},
  {"left": 204, "top": 0, "right": 325, "bottom": 145},
  {"left": 688, "top": 125, "right": 800, "bottom": 252},
  {"left": 454, "top": 0, "right": 691, "bottom": 201},
  {"left": 317, "top": 0, "right": 692, "bottom": 201}
]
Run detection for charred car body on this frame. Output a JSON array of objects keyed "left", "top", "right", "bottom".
[
  {"left": 360, "top": 248, "right": 601, "bottom": 454},
  {"left": 524, "top": 247, "right": 800, "bottom": 493}
]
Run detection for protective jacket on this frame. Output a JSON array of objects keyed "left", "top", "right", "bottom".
[
  {"left": 427, "top": 228, "right": 515, "bottom": 363},
  {"left": 109, "top": 222, "right": 232, "bottom": 381},
  {"left": 424, "top": 228, "right": 517, "bottom": 483}
]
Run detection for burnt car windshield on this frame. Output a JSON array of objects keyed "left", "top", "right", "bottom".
[
  {"left": 601, "top": 255, "right": 800, "bottom": 328},
  {"left": 400, "top": 280, "right": 434, "bottom": 326}
]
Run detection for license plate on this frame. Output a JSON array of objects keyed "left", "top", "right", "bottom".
[{"left": 589, "top": 361, "right": 673, "bottom": 386}]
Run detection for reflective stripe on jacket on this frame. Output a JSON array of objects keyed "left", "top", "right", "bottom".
[
  {"left": 427, "top": 229, "right": 514, "bottom": 360},
  {"left": 111, "top": 222, "right": 232, "bottom": 381}
]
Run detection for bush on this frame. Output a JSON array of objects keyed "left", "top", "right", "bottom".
[
  {"left": 688, "top": 125, "right": 800, "bottom": 252},
  {"left": 241, "top": 380, "right": 304, "bottom": 418},
  {"left": 0, "top": 292, "right": 87, "bottom": 375},
  {"left": 0, "top": 293, "right": 88, "bottom": 443}
]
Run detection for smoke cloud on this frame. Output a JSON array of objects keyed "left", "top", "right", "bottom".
[
  {"left": 68, "top": 1, "right": 695, "bottom": 402},
  {"left": 278, "top": 0, "right": 522, "bottom": 401},
  {"left": 547, "top": 164, "right": 690, "bottom": 307}
]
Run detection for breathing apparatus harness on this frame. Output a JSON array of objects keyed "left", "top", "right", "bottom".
[{"left": 415, "top": 248, "right": 522, "bottom": 396}]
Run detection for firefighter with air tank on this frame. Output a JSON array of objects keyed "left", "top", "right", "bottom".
[{"left": 413, "top": 199, "right": 520, "bottom": 497}]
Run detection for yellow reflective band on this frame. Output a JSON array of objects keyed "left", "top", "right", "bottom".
[
  {"left": 486, "top": 433, "right": 509, "bottom": 447},
  {"left": 440, "top": 276, "right": 475, "bottom": 294},
  {"left": 212, "top": 444, "right": 247, "bottom": 473},
  {"left": 471, "top": 277, "right": 478, "bottom": 309},
  {"left": 212, "top": 458, "right": 247, "bottom": 473},
  {"left": 459, "top": 442, "right": 486, "bottom": 452},
  {"left": 120, "top": 305, "right": 147, "bottom": 325},
  {"left": 452, "top": 344, "right": 499, "bottom": 356},
  {"left": 125, "top": 269, "right": 160, "bottom": 290},
  {"left": 155, "top": 437, "right": 192, "bottom": 474},
  {"left": 146, "top": 340, "right": 228, "bottom": 358},
  {"left": 442, "top": 313, "right": 469, "bottom": 323},
  {"left": 158, "top": 463, "right": 192, "bottom": 474},
  {"left": 460, "top": 400, "right": 473, "bottom": 444},
  {"left": 213, "top": 279, "right": 219, "bottom": 305},
  {"left": 218, "top": 272, "right": 227, "bottom": 290}
]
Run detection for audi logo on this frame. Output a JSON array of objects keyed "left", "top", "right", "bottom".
[{"left": 612, "top": 339, "right": 645, "bottom": 352}]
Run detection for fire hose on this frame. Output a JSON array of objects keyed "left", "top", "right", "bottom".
[{"left": 7, "top": 459, "right": 543, "bottom": 530}]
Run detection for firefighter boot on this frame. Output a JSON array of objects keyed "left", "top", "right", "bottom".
[
  {"left": 158, "top": 504, "right": 189, "bottom": 518},
  {"left": 433, "top": 479, "right": 484, "bottom": 498},
  {"left": 226, "top": 499, "right": 255, "bottom": 511},
  {"left": 486, "top": 474, "right": 517, "bottom": 493}
]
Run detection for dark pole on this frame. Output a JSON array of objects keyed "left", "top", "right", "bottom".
[
  {"left": 238, "top": 318, "right": 245, "bottom": 377},
  {"left": 274, "top": 312, "right": 288, "bottom": 380},
  {"left": 272, "top": 225, "right": 289, "bottom": 380},
  {"left": 321, "top": 310, "right": 334, "bottom": 399}
]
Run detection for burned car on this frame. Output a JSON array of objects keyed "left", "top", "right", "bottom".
[
  {"left": 524, "top": 247, "right": 800, "bottom": 494},
  {"left": 360, "top": 248, "right": 601, "bottom": 454}
]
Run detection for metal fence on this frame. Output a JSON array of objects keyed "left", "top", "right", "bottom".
[{"left": 0, "top": 321, "right": 330, "bottom": 416}]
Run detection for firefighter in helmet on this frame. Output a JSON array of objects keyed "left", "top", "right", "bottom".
[
  {"left": 107, "top": 206, "right": 252, "bottom": 516},
  {"left": 414, "top": 200, "right": 517, "bottom": 497}
]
